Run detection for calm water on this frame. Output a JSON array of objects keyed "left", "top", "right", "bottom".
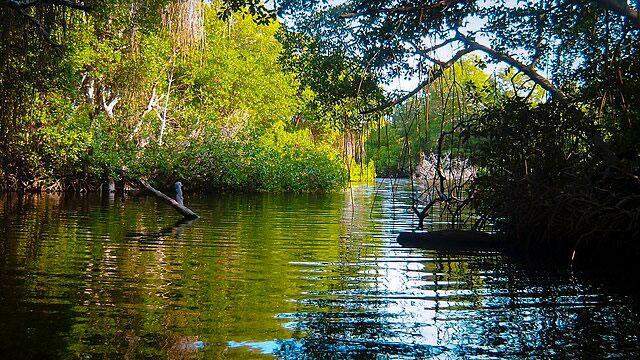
[{"left": 0, "top": 180, "right": 639, "bottom": 359}]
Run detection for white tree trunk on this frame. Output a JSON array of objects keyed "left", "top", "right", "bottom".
[{"left": 158, "top": 70, "right": 174, "bottom": 146}]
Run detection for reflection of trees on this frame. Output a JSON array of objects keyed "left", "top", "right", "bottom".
[
  {"left": 418, "top": 254, "right": 640, "bottom": 358},
  {"left": 267, "top": 184, "right": 448, "bottom": 358},
  {"left": 126, "top": 217, "right": 196, "bottom": 242},
  {"left": 264, "top": 182, "right": 640, "bottom": 358},
  {"left": 273, "top": 244, "right": 640, "bottom": 358},
  {"left": 0, "top": 191, "right": 361, "bottom": 358},
  {"left": 0, "top": 194, "right": 77, "bottom": 358},
  {"left": 0, "top": 189, "right": 639, "bottom": 359}
]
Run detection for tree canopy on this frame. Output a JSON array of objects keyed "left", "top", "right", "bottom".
[{"left": 277, "top": 0, "right": 639, "bottom": 106}]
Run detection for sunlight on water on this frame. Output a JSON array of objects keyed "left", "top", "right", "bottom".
[{"left": 0, "top": 180, "right": 639, "bottom": 359}]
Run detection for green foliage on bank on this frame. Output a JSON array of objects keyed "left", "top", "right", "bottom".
[{"left": 0, "top": 4, "right": 350, "bottom": 192}]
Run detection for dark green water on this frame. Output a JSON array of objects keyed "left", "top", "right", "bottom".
[{"left": 1, "top": 181, "right": 638, "bottom": 359}]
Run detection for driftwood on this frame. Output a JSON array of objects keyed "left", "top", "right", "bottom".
[
  {"left": 137, "top": 179, "right": 199, "bottom": 219},
  {"left": 397, "top": 230, "right": 502, "bottom": 250}
]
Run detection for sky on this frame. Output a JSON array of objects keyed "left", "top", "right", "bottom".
[{"left": 387, "top": 15, "right": 492, "bottom": 93}]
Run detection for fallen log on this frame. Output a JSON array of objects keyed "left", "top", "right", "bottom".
[
  {"left": 397, "top": 230, "right": 502, "bottom": 250},
  {"left": 137, "top": 179, "right": 199, "bottom": 219}
]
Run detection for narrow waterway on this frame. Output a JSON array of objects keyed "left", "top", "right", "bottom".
[{"left": 1, "top": 180, "right": 638, "bottom": 359}]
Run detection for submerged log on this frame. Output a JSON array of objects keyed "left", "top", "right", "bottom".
[
  {"left": 397, "top": 230, "right": 502, "bottom": 250},
  {"left": 138, "top": 179, "right": 199, "bottom": 219}
]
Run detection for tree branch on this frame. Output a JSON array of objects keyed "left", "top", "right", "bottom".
[
  {"left": 3, "top": 0, "right": 92, "bottom": 48},
  {"left": 364, "top": 29, "right": 571, "bottom": 113},
  {"left": 407, "top": 37, "right": 458, "bottom": 66},
  {"left": 340, "top": 0, "right": 464, "bottom": 19},
  {"left": 4, "top": 0, "right": 92, "bottom": 11},
  {"left": 456, "top": 32, "right": 569, "bottom": 101},
  {"left": 137, "top": 180, "right": 199, "bottom": 219},
  {"left": 3, "top": 0, "right": 62, "bottom": 47},
  {"left": 361, "top": 47, "right": 473, "bottom": 114},
  {"left": 593, "top": 0, "right": 640, "bottom": 28}
]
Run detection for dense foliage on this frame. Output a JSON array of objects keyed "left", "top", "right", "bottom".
[
  {"left": 3, "top": 0, "right": 640, "bottom": 261},
  {"left": 277, "top": 30, "right": 383, "bottom": 182},
  {"left": 279, "top": 0, "right": 640, "bottom": 259},
  {"left": 0, "top": 1, "right": 350, "bottom": 192},
  {"left": 472, "top": 98, "right": 640, "bottom": 261}
]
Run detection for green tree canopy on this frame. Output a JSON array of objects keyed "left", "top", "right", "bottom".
[{"left": 277, "top": 0, "right": 639, "bottom": 106}]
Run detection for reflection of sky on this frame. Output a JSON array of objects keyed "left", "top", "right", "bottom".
[
  {"left": 5, "top": 183, "right": 640, "bottom": 359},
  {"left": 228, "top": 180, "right": 640, "bottom": 358},
  {"left": 376, "top": 257, "right": 441, "bottom": 346}
]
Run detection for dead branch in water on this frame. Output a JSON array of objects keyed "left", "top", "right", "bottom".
[{"left": 136, "top": 179, "right": 199, "bottom": 219}]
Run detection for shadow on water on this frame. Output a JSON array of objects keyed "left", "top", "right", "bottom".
[
  {"left": 126, "top": 217, "right": 197, "bottom": 244},
  {"left": 0, "top": 182, "right": 639, "bottom": 359}
]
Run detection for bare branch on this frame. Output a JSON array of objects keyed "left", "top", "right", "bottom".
[
  {"left": 456, "top": 32, "right": 569, "bottom": 101},
  {"left": 340, "top": 0, "right": 464, "bottom": 19},
  {"left": 361, "top": 47, "right": 473, "bottom": 114}
]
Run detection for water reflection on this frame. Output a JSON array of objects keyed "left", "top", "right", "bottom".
[
  {"left": 126, "top": 217, "right": 196, "bottom": 244},
  {"left": 0, "top": 182, "right": 639, "bottom": 359}
]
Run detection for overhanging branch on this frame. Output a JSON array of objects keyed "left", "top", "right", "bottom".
[
  {"left": 456, "top": 32, "right": 569, "bottom": 101},
  {"left": 3, "top": 0, "right": 92, "bottom": 47},
  {"left": 363, "top": 30, "right": 570, "bottom": 114},
  {"left": 340, "top": 0, "right": 464, "bottom": 19},
  {"left": 594, "top": 0, "right": 640, "bottom": 28},
  {"left": 361, "top": 47, "right": 473, "bottom": 114}
]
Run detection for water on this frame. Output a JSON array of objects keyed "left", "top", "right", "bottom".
[{"left": 0, "top": 180, "right": 638, "bottom": 359}]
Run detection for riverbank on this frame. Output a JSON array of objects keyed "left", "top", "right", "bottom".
[{"left": 0, "top": 121, "right": 354, "bottom": 194}]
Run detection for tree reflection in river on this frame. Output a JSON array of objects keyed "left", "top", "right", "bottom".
[{"left": 0, "top": 181, "right": 639, "bottom": 359}]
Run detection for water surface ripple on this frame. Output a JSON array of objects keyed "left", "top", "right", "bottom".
[{"left": 0, "top": 180, "right": 638, "bottom": 359}]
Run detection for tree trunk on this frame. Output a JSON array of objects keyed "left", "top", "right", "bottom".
[{"left": 158, "top": 70, "right": 173, "bottom": 146}]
